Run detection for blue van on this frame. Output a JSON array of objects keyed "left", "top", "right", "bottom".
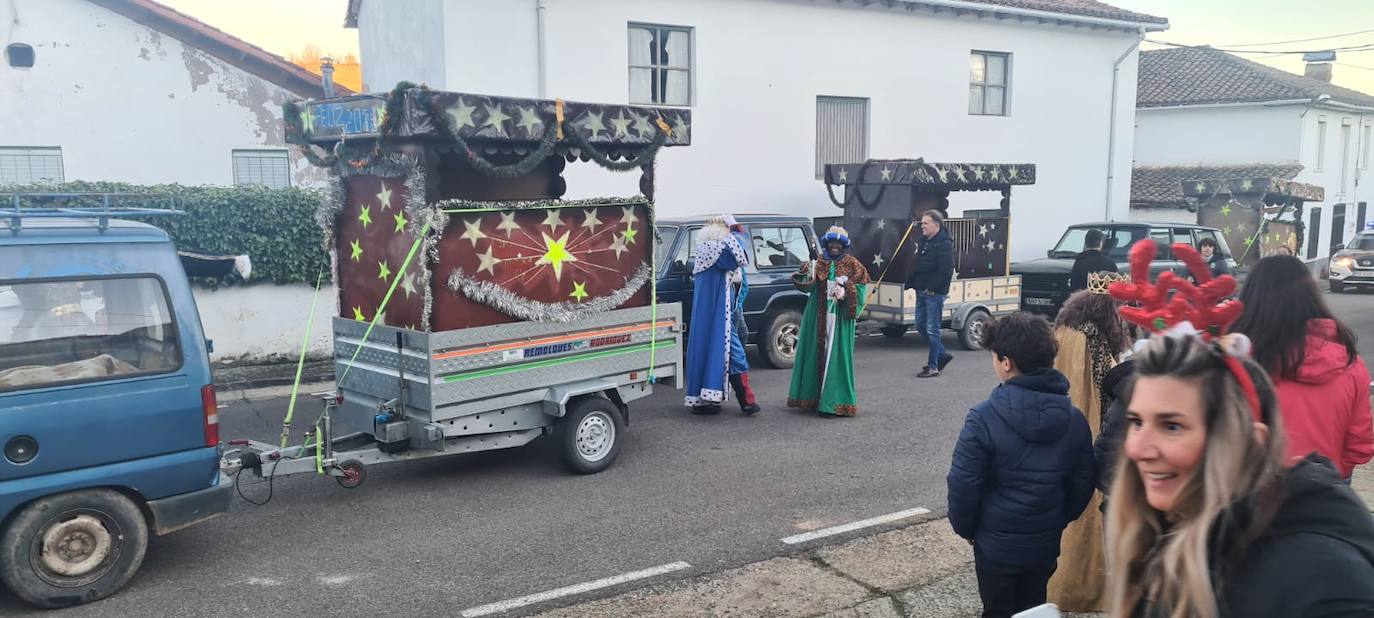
[
  {"left": 0, "top": 214, "right": 231, "bottom": 608},
  {"left": 656, "top": 215, "right": 819, "bottom": 369}
]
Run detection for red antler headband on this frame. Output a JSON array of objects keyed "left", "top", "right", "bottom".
[{"left": 1107, "top": 240, "right": 1263, "bottom": 423}]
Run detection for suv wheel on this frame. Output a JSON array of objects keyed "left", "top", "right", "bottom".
[{"left": 760, "top": 308, "right": 801, "bottom": 369}]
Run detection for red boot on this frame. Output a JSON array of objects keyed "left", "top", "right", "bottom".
[{"left": 730, "top": 373, "right": 761, "bottom": 415}]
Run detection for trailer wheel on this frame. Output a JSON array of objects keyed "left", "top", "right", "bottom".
[
  {"left": 335, "top": 460, "right": 366, "bottom": 489},
  {"left": 0, "top": 489, "right": 148, "bottom": 609},
  {"left": 880, "top": 325, "right": 909, "bottom": 339},
  {"left": 958, "top": 310, "right": 991, "bottom": 351},
  {"left": 556, "top": 397, "right": 625, "bottom": 474}
]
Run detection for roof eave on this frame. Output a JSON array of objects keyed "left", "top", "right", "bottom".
[
  {"left": 876, "top": 0, "right": 1168, "bottom": 33},
  {"left": 1138, "top": 98, "right": 1315, "bottom": 111}
]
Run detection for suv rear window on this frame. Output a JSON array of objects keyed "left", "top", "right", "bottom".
[
  {"left": 1051, "top": 227, "right": 1147, "bottom": 259},
  {"left": 0, "top": 277, "right": 182, "bottom": 391}
]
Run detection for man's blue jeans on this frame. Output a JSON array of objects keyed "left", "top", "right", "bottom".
[{"left": 915, "top": 291, "right": 947, "bottom": 370}]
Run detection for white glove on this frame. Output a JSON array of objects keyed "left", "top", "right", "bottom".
[{"left": 837, "top": 275, "right": 849, "bottom": 284}]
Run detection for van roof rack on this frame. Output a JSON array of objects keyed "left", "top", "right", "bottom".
[{"left": 0, "top": 192, "right": 182, "bottom": 232}]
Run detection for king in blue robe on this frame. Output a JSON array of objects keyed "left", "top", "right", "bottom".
[{"left": 684, "top": 219, "right": 749, "bottom": 413}]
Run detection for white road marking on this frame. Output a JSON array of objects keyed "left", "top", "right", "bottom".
[
  {"left": 459, "top": 561, "right": 692, "bottom": 617},
  {"left": 245, "top": 577, "right": 283, "bottom": 587},
  {"left": 781, "top": 507, "right": 932, "bottom": 545}
]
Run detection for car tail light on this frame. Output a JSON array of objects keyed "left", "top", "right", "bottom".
[{"left": 202, "top": 384, "right": 219, "bottom": 447}]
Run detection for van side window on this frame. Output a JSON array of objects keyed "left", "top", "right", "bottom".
[
  {"left": 1149, "top": 228, "right": 1174, "bottom": 259},
  {"left": 0, "top": 277, "right": 182, "bottom": 391},
  {"left": 753, "top": 226, "right": 809, "bottom": 269}
]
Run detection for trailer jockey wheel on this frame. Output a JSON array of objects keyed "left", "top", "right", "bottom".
[{"left": 334, "top": 460, "right": 366, "bottom": 489}]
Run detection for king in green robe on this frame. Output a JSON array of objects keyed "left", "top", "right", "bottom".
[{"left": 787, "top": 227, "right": 871, "bottom": 417}]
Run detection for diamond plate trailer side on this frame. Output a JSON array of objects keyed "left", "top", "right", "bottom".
[{"left": 221, "top": 304, "right": 682, "bottom": 485}]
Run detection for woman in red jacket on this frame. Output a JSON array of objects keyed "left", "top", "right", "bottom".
[{"left": 1234, "top": 255, "right": 1374, "bottom": 481}]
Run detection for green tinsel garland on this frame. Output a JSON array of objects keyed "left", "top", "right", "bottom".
[{"left": 561, "top": 121, "right": 668, "bottom": 172}]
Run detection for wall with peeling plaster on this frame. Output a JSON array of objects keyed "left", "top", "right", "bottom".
[{"left": 0, "top": 0, "right": 326, "bottom": 188}]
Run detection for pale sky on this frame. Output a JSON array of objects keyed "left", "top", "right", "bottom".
[{"left": 162, "top": 0, "right": 1374, "bottom": 95}]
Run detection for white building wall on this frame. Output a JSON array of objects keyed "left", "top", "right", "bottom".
[
  {"left": 1296, "top": 109, "right": 1374, "bottom": 259},
  {"left": 0, "top": 0, "right": 326, "bottom": 188},
  {"left": 357, "top": 0, "right": 1148, "bottom": 261},
  {"left": 1133, "top": 105, "right": 1303, "bottom": 166},
  {"left": 192, "top": 284, "right": 336, "bottom": 360},
  {"left": 356, "top": 0, "right": 446, "bottom": 92}
]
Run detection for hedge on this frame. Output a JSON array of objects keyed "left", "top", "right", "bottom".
[{"left": 1, "top": 181, "right": 330, "bottom": 287}]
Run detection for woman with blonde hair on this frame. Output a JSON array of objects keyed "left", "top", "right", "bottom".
[{"left": 1104, "top": 240, "right": 1374, "bottom": 617}]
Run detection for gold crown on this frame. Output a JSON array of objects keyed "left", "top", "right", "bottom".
[{"left": 1087, "top": 271, "right": 1129, "bottom": 295}]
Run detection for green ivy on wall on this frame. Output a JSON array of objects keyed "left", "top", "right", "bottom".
[{"left": 1, "top": 181, "right": 330, "bottom": 287}]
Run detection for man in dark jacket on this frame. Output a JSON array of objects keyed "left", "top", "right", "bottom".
[
  {"left": 947, "top": 312, "right": 1096, "bottom": 618},
  {"left": 906, "top": 209, "right": 956, "bottom": 378},
  {"left": 1068, "top": 229, "right": 1118, "bottom": 293}
]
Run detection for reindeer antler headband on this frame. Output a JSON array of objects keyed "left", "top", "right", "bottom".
[{"left": 1108, "top": 240, "right": 1262, "bottom": 423}]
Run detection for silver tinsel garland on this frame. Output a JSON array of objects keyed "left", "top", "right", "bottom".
[
  {"left": 433, "top": 195, "right": 649, "bottom": 213},
  {"left": 447, "top": 262, "right": 652, "bottom": 323}
]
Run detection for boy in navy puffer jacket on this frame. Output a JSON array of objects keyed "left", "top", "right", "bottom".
[{"left": 946, "top": 312, "right": 1096, "bottom": 618}]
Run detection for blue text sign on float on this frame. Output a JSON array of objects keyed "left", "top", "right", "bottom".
[{"left": 307, "top": 96, "right": 384, "bottom": 139}]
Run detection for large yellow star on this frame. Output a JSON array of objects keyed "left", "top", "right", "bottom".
[
  {"left": 358, "top": 205, "right": 372, "bottom": 228},
  {"left": 393, "top": 210, "right": 408, "bottom": 233},
  {"left": 377, "top": 260, "right": 392, "bottom": 281},
  {"left": 349, "top": 238, "right": 363, "bottom": 262},
  {"left": 622, "top": 226, "right": 638, "bottom": 245},
  {"left": 460, "top": 217, "right": 487, "bottom": 247},
  {"left": 570, "top": 281, "right": 589, "bottom": 303},
  {"left": 537, "top": 231, "right": 578, "bottom": 281}
]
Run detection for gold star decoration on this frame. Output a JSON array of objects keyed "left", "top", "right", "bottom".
[
  {"left": 537, "top": 231, "right": 578, "bottom": 281},
  {"left": 609, "top": 233, "right": 629, "bottom": 258},
  {"left": 619, "top": 206, "right": 639, "bottom": 226},
  {"left": 460, "top": 217, "right": 487, "bottom": 247},
  {"left": 393, "top": 210, "right": 408, "bottom": 233},
  {"left": 377, "top": 184, "right": 393, "bottom": 211},
  {"left": 542, "top": 209, "right": 564, "bottom": 233},
  {"left": 610, "top": 111, "right": 633, "bottom": 138},
  {"left": 349, "top": 238, "right": 363, "bottom": 261},
  {"left": 352, "top": 306, "right": 366, "bottom": 321},
  {"left": 400, "top": 273, "right": 417, "bottom": 298},
  {"left": 483, "top": 103, "right": 511, "bottom": 136},
  {"left": 377, "top": 260, "right": 392, "bottom": 281},
  {"left": 358, "top": 205, "right": 372, "bottom": 228},
  {"left": 570, "top": 281, "right": 589, "bottom": 302},
  {"left": 302, "top": 107, "right": 316, "bottom": 133},
  {"left": 497, "top": 211, "right": 520, "bottom": 237},
  {"left": 581, "top": 208, "right": 603, "bottom": 231},
  {"left": 1220, "top": 204, "right": 1233, "bottom": 217},
  {"left": 477, "top": 245, "right": 501, "bottom": 275},
  {"left": 447, "top": 100, "right": 477, "bottom": 130},
  {"left": 622, "top": 226, "right": 638, "bottom": 245}
]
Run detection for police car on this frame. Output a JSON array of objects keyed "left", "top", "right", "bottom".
[{"left": 1328, "top": 222, "right": 1374, "bottom": 293}]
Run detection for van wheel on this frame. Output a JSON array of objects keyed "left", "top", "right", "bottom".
[
  {"left": 556, "top": 396, "right": 625, "bottom": 475},
  {"left": 0, "top": 489, "right": 148, "bottom": 609},
  {"left": 959, "top": 310, "right": 991, "bottom": 351},
  {"left": 760, "top": 308, "right": 801, "bottom": 369}
]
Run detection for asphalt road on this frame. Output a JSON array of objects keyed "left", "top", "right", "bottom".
[{"left": 12, "top": 289, "right": 1374, "bottom": 617}]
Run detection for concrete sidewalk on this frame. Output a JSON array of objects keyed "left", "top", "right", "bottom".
[{"left": 530, "top": 465, "right": 1374, "bottom": 618}]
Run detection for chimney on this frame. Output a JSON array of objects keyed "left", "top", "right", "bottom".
[
  {"left": 320, "top": 56, "right": 336, "bottom": 97},
  {"left": 1303, "top": 51, "right": 1336, "bottom": 83}
]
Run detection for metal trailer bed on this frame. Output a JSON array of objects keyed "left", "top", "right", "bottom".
[{"left": 222, "top": 304, "right": 682, "bottom": 486}]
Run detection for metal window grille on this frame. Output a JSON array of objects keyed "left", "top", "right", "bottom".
[
  {"left": 232, "top": 149, "right": 290, "bottom": 189},
  {"left": 628, "top": 24, "right": 692, "bottom": 106},
  {"left": 815, "top": 96, "right": 869, "bottom": 178},
  {"left": 0, "top": 147, "right": 64, "bottom": 184},
  {"left": 969, "top": 51, "right": 1010, "bottom": 116}
]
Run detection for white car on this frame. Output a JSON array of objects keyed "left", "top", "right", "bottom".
[{"left": 1328, "top": 231, "right": 1374, "bottom": 293}]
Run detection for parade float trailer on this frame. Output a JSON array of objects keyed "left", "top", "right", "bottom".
[
  {"left": 1184, "top": 175, "right": 1324, "bottom": 270},
  {"left": 819, "top": 159, "right": 1033, "bottom": 350},
  {"left": 223, "top": 84, "right": 689, "bottom": 489}
]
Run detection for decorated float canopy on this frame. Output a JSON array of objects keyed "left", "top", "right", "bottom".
[
  {"left": 283, "top": 84, "right": 691, "bottom": 332},
  {"left": 819, "top": 158, "right": 1037, "bottom": 283},
  {"left": 1182, "top": 174, "right": 1325, "bottom": 266}
]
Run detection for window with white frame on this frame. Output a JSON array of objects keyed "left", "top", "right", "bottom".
[
  {"left": 628, "top": 23, "right": 692, "bottom": 106},
  {"left": 1316, "top": 116, "right": 1328, "bottom": 171},
  {"left": 0, "top": 147, "right": 64, "bottom": 184},
  {"left": 232, "top": 149, "right": 290, "bottom": 188},
  {"left": 969, "top": 51, "right": 1010, "bottom": 116},
  {"left": 815, "top": 96, "right": 869, "bottom": 179}
]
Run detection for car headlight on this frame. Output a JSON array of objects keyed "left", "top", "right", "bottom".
[{"left": 1334, "top": 257, "right": 1355, "bottom": 268}]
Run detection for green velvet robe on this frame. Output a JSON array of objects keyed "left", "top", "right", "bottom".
[{"left": 786, "top": 254, "right": 870, "bottom": 416}]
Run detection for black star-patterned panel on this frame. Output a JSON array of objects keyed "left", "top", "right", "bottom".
[{"left": 845, "top": 215, "right": 1010, "bottom": 284}]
